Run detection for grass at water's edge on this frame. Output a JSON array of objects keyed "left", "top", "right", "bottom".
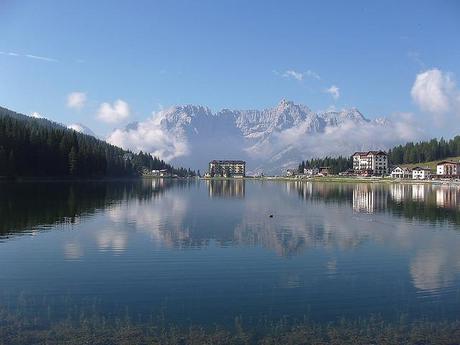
[{"left": 1, "top": 310, "right": 459, "bottom": 345}]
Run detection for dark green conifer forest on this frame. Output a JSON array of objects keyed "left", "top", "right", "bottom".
[{"left": 0, "top": 106, "right": 195, "bottom": 178}]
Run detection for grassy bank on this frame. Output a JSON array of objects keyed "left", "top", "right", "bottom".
[
  {"left": 0, "top": 310, "right": 459, "bottom": 345},
  {"left": 401, "top": 156, "right": 460, "bottom": 170}
]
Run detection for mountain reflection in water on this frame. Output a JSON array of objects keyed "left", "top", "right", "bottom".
[{"left": 1, "top": 179, "right": 460, "bottom": 324}]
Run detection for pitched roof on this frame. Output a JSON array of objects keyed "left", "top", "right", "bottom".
[
  {"left": 210, "top": 160, "right": 246, "bottom": 164},
  {"left": 352, "top": 150, "right": 387, "bottom": 157},
  {"left": 391, "top": 166, "right": 412, "bottom": 171},
  {"left": 436, "top": 160, "right": 459, "bottom": 165}
]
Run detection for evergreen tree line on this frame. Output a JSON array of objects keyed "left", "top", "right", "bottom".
[
  {"left": 0, "top": 107, "right": 195, "bottom": 178},
  {"left": 388, "top": 136, "right": 460, "bottom": 165},
  {"left": 297, "top": 136, "right": 460, "bottom": 174},
  {"left": 298, "top": 156, "right": 352, "bottom": 175}
]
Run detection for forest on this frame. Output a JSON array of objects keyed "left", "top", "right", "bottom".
[
  {"left": 387, "top": 136, "right": 460, "bottom": 164},
  {"left": 0, "top": 106, "right": 195, "bottom": 178},
  {"left": 298, "top": 136, "right": 460, "bottom": 174},
  {"left": 298, "top": 156, "right": 352, "bottom": 175}
]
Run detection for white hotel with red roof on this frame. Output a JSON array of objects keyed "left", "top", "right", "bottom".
[{"left": 352, "top": 151, "right": 388, "bottom": 176}]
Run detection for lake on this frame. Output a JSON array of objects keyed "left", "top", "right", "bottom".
[{"left": 1, "top": 179, "right": 460, "bottom": 328}]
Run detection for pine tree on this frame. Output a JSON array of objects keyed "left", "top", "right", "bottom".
[
  {"left": 0, "top": 147, "right": 6, "bottom": 176},
  {"left": 68, "top": 147, "right": 78, "bottom": 176}
]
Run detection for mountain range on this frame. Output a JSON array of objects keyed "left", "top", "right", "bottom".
[{"left": 107, "top": 99, "right": 418, "bottom": 174}]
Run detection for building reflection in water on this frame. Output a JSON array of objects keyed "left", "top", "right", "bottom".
[
  {"left": 3, "top": 179, "right": 460, "bottom": 295},
  {"left": 411, "top": 184, "right": 426, "bottom": 201},
  {"left": 436, "top": 186, "right": 460, "bottom": 209},
  {"left": 389, "top": 184, "right": 408, "bottom": 203},
  {"left": 206, "top": 179, "right": 245, "bottom": 198},
  {"left": 352, "top": 184, "right": 387, "bottom": 213}
]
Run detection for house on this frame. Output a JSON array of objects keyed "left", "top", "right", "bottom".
[
  {"left": 318, "top": 167, "right": 331, "bottom": 176},
  {"left": 208, "top": 160, "right": 246, "bottom": 178},
  {"left": 352, "top": 151, "right": 388, "bottom": 176},
  {"left": 286, "top": 169, "right": 297, "bottom": 177},
  {"left": 159, "top": 169, "right": 170, "bottom": 177},
  {"left": 390, "top": 166, "right": 412, "bottom": 179},
  {"left": 304, "top": 167, "right": 319, "bottom": 176},
  {"left": 339, "top": 168, "right": 355, "bottom": 176},
  {"left": 436, "top": 161, "right": 460, "bottom": 178},
  {"left": 412, "top": 167, "right": 431, "bottom": 180}
]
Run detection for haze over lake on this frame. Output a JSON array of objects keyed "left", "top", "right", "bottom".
[{"left": 1, "top": 180, "right": 460, "bottom": 326}]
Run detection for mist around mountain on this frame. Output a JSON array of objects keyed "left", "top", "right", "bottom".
[{"left": 108, "top": 100, "right": 422, "bottom": 174}]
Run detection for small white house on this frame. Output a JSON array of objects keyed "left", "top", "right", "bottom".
[
  {"left": 412, "top": 167, "right": 431, "bottom": 180},
  {"left": 159, "top": 169, "right": 170, "bottom": 177},
  {"left": 304, "top": 167, "right": 319, "bottom": 176},
  {"left": 390, "top": 166, "right": 412, "bottom": 179},
  {"left": 286, "top": 169, "right": 297, "bottom": 177}
]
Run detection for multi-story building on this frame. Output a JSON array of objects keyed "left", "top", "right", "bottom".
[
  {"left": 208, "top": 160, "right": 246, "bottom": 178},
  {"left": 436, "top": 161, "right": 460, "bottom": 177},
  {"left": 352, "top": 151, "right": 388, "bottom": 176},
  {"left": 412, "top": 167, "right": 431, "bottom": 180}
]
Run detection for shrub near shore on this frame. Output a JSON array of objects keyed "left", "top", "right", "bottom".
[{"left": 1, "top": 309, "right": 460, "bottom": 345}]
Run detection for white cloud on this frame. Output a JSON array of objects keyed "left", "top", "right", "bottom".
[
  {"left": 246, "top": 112, "right": 423, "bottom": 168},
  {"left": 325, "top": 85, "right": 340, "bottom": 100},
  {"left": 411, "top": 68, "right": 460, "bottom": 118},
  {"left": 306, "top": 70, "right": 321, "bottom": 80},
  {"left": 24, "top": 54, "right": 58, "bottom": 62},
  {"left": 97, "top": 99, "right": 130, "bottom": 123},
  {"left": 106, "top": 109, "right": 189, "bottom": 161},
  {"left": 282, "top": 70, "right": 303, "bottom": 81},
  {"left": 0, "top": 51, "right": 58, "bottom": 62},
  {"left": 67, "top": 123, "right": 96, "bottom": 137},
  {"left": 67, "top": 92, "right": 87, "bottom": 109},
  {"left": 31, "top": 112, "right": 44, "bottom": 119}
]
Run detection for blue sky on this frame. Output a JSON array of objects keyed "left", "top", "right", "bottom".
[{"left": 1, "top": 0, "right": 459, "bottom": 138}]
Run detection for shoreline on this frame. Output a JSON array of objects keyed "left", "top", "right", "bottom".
[
  {"left": 202, "top": 176, "right": 460, "bottom": 185},
  {"left": 2, "top": 175, "right": 460, "bottom": 186}
]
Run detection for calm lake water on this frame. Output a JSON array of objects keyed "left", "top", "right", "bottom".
[{"left": 1, "top": 179, "right": 460, "bottom": 327}]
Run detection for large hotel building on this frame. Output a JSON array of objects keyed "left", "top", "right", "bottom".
[
  {"left": 208, "top": 160, "right": 246, "bottom": 178},
  {"left": 352, "top": 151, "right": 388, "bottom": 176}
]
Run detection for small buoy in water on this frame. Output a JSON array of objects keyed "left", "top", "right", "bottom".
[{"left": 269, "top": 214, "right": 274, "bottom": 218}]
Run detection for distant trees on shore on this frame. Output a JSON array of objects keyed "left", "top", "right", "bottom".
[
  {"left": 298, "top": 156, "right": 352, "bottom": 175},
  {"left": 388, "top": 136, "right": 460, "bottom": 165},
  {"left": 298, "top": 136, "right": 460, "bottom": 174}
]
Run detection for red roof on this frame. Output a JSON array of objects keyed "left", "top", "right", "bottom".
[
  {"left": 352, "top": 150, "right": 387, "bottom": 156},
  {"left": 437, "top": 161, "right": 459, "bottom": 166}
]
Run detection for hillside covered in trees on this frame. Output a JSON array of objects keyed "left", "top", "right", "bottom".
[
  {"left": 298, "top": 136, "right": 460, "bottom": 174},
  {"left": 298, "top": 156, "right": 352, "bottom": 175},
  {"left": 387, "top": 137, "right": 460, "bottom": 165},
  {"left": 0, "top": 106, "right": 195, "bottom": 178}
]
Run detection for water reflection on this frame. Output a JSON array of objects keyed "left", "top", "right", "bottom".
[
  {"left": 206, "top": 179, "right": 245, "bottom": 198},
  {"left": 1, "top": 180, "right": 460, "bottom": 298},
  {"left": 352, "top": 184, "right": 387, "bottom": 213}
]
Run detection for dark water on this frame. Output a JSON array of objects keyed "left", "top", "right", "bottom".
[{"left": 1, "top": 179, "right": 460, "bottom": 326}]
